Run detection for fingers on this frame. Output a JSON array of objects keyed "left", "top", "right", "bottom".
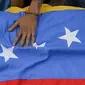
[
  {"left": 32, "top": 28, "right": 36, "bottom": 44},
  {"left": 26, "top": 33, "right": 31, "bottom": 47},
  {"left": 20, "top": 32, "right": 26, "bottom": 47},
  {"left": 32, "top": 32, "right": 35, "bottom": 45},
  {"left": 8, "top": 21, "right": 19, "bottom": 31},
  {"left": 12, "top": 26, "right": 36, "bottom": 47},
  {"left": 13, "top": 30, "right": 22, "bottom": 46}
]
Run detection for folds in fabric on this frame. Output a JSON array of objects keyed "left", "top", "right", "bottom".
[{"left": 0, "top": 7, "right": 85, "bottom": 84}]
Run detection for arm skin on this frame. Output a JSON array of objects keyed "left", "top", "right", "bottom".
[{"left": 9, "top": 0, "right": 44, "bottom": 47}]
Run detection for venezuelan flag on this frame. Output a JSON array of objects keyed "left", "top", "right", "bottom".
[{"left": 0, "top": 4, "right": 85, "bottom": 85}]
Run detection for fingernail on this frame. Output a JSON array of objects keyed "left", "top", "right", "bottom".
[
  {"left": 20, "top": 45, "right": 22, "bottom": 47},
  {"left": 32, "top": 42, "right": 34, "bottom": 45},
  {"left": 13, "top": 43, "right": 15, "bottom": 46},
  {"left": 8, "top": 28, "right": 11, "bottom": 31},
  {"left": 20, "top": 46, "right": 22, "bottom": 48},
  {"left": 26, "top": 44, "right": 28, "bottom": 47},
  {"left": 26, "top": 45, "right": 28, "bottom": 47}
]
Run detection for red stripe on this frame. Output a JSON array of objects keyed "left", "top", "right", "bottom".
[{"left": 0, "top": 79, "right": 85, "bottom": 85}]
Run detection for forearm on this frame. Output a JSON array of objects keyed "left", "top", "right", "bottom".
[
  {"left": 28, "top": 0, "right": 44, "bottom": 14},
  {"left": 11, "top": 0, "right": 24, "bottom": 7}
]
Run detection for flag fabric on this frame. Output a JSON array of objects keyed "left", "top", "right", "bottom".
[
  {"left": 6, "top": 4, "right": 84, "bottom": 14},
  {"left": 0, "top": 7, "right": 85, "bottom": 85}
]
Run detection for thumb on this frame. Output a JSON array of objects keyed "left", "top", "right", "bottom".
[{"left": 8, "top": 21, "right": 19, "bottom": 31}]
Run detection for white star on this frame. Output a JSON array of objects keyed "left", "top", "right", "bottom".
[
  {"left": 33, "top": 42, "right": 46, "bottom": 49},
  {"left": 58, "top": 27, "right": 81, "bottom": 47},
  {"left": 0, "top": 44, "right": 18, "bottom": 62}
]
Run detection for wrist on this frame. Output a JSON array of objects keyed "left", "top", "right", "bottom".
[{"left": 28, "top": 0, "right": 42, "bottom": 14}]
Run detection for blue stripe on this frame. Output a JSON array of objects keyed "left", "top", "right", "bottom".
[{"left": 0, "top": 10, "right": 85, "bottom": 82}]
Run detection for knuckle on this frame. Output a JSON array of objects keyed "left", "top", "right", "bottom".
[
  {"left": 32, "top": 33, "right": 35, "bottom": 37},
  {"left": 32, "top": 35, "right": 35, "bottom": 38},
  {"left": 22, "top": 38, "right": 25, "bottom": 41},
  {"left": 27, "top": 34, "right": 30, "bottom": 38},
  {"left": 20, "top": 41, "right": 24, "bottom": 45},
  {"left": 26, "top": 42, "right": 29, "bottom": 45}
]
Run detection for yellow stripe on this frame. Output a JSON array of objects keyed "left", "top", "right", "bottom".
[{"left": 6, "top": 4, "right": 85, "bottom": 13}]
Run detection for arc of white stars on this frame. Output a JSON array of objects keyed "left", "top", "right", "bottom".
[
  {"left": 33, "top": 42, "right": 46, "bottom": 49},
  {"left": 0, "top": 44, "right": 18, "bottom": 62},
  {"left": 58, "top": 27, "right": 81, "bottom": 47}
]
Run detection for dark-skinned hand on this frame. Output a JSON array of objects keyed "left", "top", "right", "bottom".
[{"left": 8, "top": 13, "right": 37, "bottom": 47}]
